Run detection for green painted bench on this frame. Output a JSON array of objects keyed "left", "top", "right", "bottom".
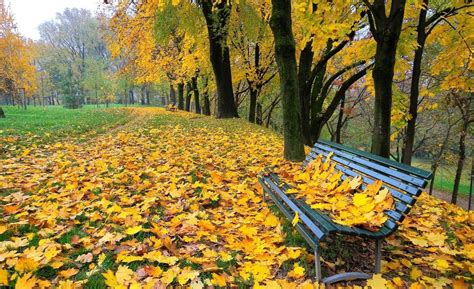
[{"left": 258, "top": 140, "right": 432, "bottom": 284}]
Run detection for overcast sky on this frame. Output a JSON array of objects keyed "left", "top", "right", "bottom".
[{"left": 6, "top": 0, "right": 101, "bottom": 40}]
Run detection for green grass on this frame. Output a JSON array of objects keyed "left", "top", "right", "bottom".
[
  {"left": 0, "top": 105, "right": 131, "bottom": 154},
  {"left": 412, "top": 158, "right": 471, "bottom": 197}
]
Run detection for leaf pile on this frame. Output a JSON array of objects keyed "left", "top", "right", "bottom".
[
  {"left": 285, "top": 153, "right": 394, "bottom": 231},
  {"left": 0, "top": 107, "right": 472, "bottom": 288}
]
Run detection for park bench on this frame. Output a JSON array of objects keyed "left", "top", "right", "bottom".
[{"left": 258, "top": 140, "right": 432, "bottom": 284}]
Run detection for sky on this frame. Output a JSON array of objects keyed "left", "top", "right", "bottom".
[{"left": 6, "top": 0, "right": 101, "bottom": 40}]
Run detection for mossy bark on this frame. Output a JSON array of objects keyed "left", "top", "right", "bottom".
[
  {"left": 177, "top": 82, "right": 184, "bottom": 110},
  {"left": 269, "top": 0, "right": 305, "bottom": 161},
  {"left": 368, "top": 0, "right": 406, "bottom": 158},
  {"left": 201, "top": 1, "right": 239, "bottom": 118},
  {"left": 191, "top": 77, "right": 201, "bottom": 114}
]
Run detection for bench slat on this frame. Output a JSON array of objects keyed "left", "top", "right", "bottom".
[
  {"left": 314, "top": 143, "right": 427, "bottom": 188},
  {"left": 259, "top": 177, "right": 319, "bottom": 249},
  {"left": 266, "top": 173, "right": 338, "bottom": 234},
  {"left": 261, "top": 174, "right": 326, "bottom": 240},
  {"left": 318, "top": 140, "right": 432, "bottom": 180}
]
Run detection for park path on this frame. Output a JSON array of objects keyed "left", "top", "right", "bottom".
[{"left": 431, "top": 189, "right": 472, "bottom": 211}]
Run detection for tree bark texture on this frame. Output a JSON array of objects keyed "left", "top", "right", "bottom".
[
  {"left": 270, "top": 0, "right": 305, "bottom": 161},
  {"left": 368, "top": 0, "right": 407, "bottom": 158},
  {"left": 201, "top": 0, "right": 239, "bottom": 118}
]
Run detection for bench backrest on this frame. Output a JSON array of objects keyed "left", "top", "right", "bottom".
[{"left": 302, "top": 140, "right": 433, "bottom": 232}]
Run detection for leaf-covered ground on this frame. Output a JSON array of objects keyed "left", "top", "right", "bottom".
[{"left": 0, "top": 108, "right": 472, "bottom": 288}]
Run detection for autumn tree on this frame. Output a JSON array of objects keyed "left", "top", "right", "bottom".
[
  {"left": 199, "top": 0, "right": 239, "bottom": 118},
  {"left": 269, "top": 0, "right": 305, "bottom": 161},
  {"left": 38, "top": 8, "right": 107, "bottom": 108},
  {"left": 363, "top": 0, "right": 407, "bottom": 158},
  {"left": 229, "top": 1, "right": 276, "bottom": 123},
  {"left": 0, "top": 0, "right": 37, "bottom": 110},
  {"left": 401, "top": 1, "right": 473, "bottom": 165}
]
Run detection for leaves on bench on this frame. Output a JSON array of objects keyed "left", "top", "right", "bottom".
[{"left": 283, "top": 154, "right": 395, "bottom": 231}]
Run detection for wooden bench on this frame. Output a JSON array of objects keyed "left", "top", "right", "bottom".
[{"left": 258, "top": 140, "right": 432, "bottom": 284}]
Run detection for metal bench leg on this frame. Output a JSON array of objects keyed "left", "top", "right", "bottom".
[
  {"left": 315, "top": 247, "right": 321, "bottom": 281},
  {"left": 375, "top": 239, "right": 382, "bottom": 273},
  {"left": 322, "top": 239, "right": 384, "bottom": 284}
]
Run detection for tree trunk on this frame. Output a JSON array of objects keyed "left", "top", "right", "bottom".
[
  {"left": 429, "top": 121, "right": 453, "bottom": 195},
  {"left": 96, "top": 84, "right": 99, "bottom": 108},
  {"left": 170, "top": 84, "right": 176, "bottom": 105},
  {"left": 0, "top": 107, "right": 5, "bottom": 118},
  {"left": 141, "top": 85, "right": 146, "bottom": 105},
  {"left": 202, "top": 76, "right": 211, "bottom": 116},
  {"left": 402, "top": 0, "right": 428, "bottom": 165},
  {"left": 368, "top": 0, "right": 406, "bottom": 158},
  {"left": 298, "top": 41, "right": 314, "bottom": 145},
  {"left": 146, "top": 85, "right": 150, "bottom": 105},
  {"left": 335, "top": 93, "right": 346, "bottom": 144},
  {"left": 177, "top": 82, "right": 184, "bottom": 110},
  {"left": 129, "top": 89, "right": 134, "bottom": 104},
  {"left": 248, "top": 43, "right": 261, "bottom": 123},
  {"left": 311, "top": 64, "right": 369, "bottom": 143},
  {"left": 429, "top": 167, "right": 437, "bottom": 195},
  {"left": 309, "top": 66, "right": 326, "bottom": 144},
  {"left": 248, "top": 87, "right": 258, "bottom": 123},
  {"left": 452, "top": 122, "right": 468, "bottom": 204},
  {"left": 185, "top": 82, "right": 192, "bottom": 112},
  {"left": 371, "top": 44, "right": 396, "bottom": 158},
  {"left": 256, "top": 102, "right": 263, "bottom": 125},
  {"left": 201, "top": 1, "right": 239, "bottom": 118},
  {"left": 192, "top": 76, "right": 201, "bottom": 114},
  {"left": 269, "top": 0, "right": 305, "bottom": 161}
]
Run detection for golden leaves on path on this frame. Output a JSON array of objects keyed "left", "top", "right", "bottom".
[{"left": 0, "top": 108, "right": 472, "bottom": 288}]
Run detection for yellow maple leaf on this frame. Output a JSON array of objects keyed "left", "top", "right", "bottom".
[
  {"left": 125, "top": 225, "right": 143, "bottom": 235},
  {"left": 366, "top": 273, "right": 387, "bottom": 288},
  {"left": 353, "top": 193, "right": 370, "bottom": 207},
  {"left": 161, "top": 268, "right": 178, "bottom": 285},
  {"left": 291, "top": 212, "right": 299, "bottom": 226},
  {"left": 433, "top": 259, "right": 449, "bottom": 271},
  {"left": 56, "top": 280, "right": 75, "bottom": 289},
  {"left": 287, "top": 263, "right": 305, "bottom": 279},
  {"left": 103, "top": 270, "right": 120, "bottom": 287},
  {"left": 410, "top": 266, "right": 423, "bottom": 281},
  {"left": 116, "top": 265, "right": 134, "bottom": 284},
  {"left": 239, "top": 225, "right": 257, "bottom": 238},
  {"left": 15, "top": 273, "right": 37, "bottom": 289},
  {"left": 211, "top": 273, "right": 226, "bottom": 286},
  {"left": 177, "top": 268, "right": 199, "bottom": 285},
  {"left": 50, "top": 261, "right": 64, "bottom": 269},
  {"left": 452, "top": 278, "right": 469, "bottom": 289},
  {"left": 59, "top": 268, "right": 79, "bottom": 278},
  {"left": 15, "top": 258, "right": 39, "bottom": 273},
  {"left": 98, "top": 253, "right": 107, "bottom": 266},
  {"left": 0, "top": 269, "right": 8, "bottom": 285}
]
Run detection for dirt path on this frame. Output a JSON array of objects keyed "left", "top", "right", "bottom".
[{"left": 430, "top": 189, "right": 472, "bottom": 211}]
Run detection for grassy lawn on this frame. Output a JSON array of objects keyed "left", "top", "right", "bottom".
[
  {"left": 413, "top": 158, "right": 471, "bottom": 197},
  {"left": 0, "top": 105, "right": 131, "bottom": 155}
]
